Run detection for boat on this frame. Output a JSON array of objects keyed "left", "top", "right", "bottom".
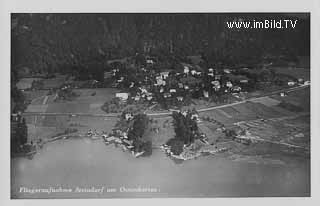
[{"left": 134, "top": 151, "right": 145, "bottom": 158}]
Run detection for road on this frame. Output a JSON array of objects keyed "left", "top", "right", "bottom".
[{"left": 21, "top": 84, "right": 309, "bottom": 118}]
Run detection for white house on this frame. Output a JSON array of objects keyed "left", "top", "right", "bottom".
[
  {"left": 211, "top": 80, "right": 220, "bottom": 86},
  {"left": 125, "top": 113, "right": 133, "bottom": 121},
  {"left": 288, "top": 81, "right": 295, "bottom": 86},
  {"left": 232, "top": 86, "right": 241, "bottom": 92},
  {"left": 116, "top": 93, "right": 129, "bottom": 101},
  {"left": 146, "top": 59, "right": 154, "bottom": 64},
  {"left": 160, "top": 71, "right": 170, "bottom": 79},
  {"left": 177, "top": 96, "right": 184, "bottom": 101},
  {"left": 169, "top": 89, "right": 176, "bottom": 93},
  {"left": 226, "top": 81, "right": 233, "bottom": 88},
  {"left": 304, "top": 80, "right": 310, "bottom": 85},
  {"left": 184, "top": 66, "right": 190, "bottom": 74},
  {"left": 203, "top": 90, "right": 209, "bottom": 98},
  {"left": 117, "top": 76, "right": 124, "bottom": 82}
]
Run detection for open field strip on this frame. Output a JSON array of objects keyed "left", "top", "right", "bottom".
[{"left": 22, "top": 85, "right": 309, "bottom": 118}]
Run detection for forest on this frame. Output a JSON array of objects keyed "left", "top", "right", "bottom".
[{"left": 11, "top": 13, "right": 310, "bottom": 81}]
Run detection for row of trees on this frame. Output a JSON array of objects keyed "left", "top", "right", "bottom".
[
  {"left": 127, "top": 114, "right": 152, "bottom": 156},
  {"left": 11, "top": 115, "right": 28, "bottom": 153},
  {"left": 166, "top": 111, "right": 200, "bottom": 155}
]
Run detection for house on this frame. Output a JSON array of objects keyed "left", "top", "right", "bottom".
[
  {"left": 163, "top": 93, "right": 171, "bottom": 98},
  {"left": 191, "top": 114, "right": 200, "bottom": 122},
  {"left": 146, "top": 59, "right": 154, "bottom": 65},
  {"left": 280, "top": 92, "right": 287, "bottom": 97},
  {"left": 177, "top": 96, "right": 184, "bottom": 101},
  {"left": 213, "top": 85, "right": 221, "bottom": 91},
  {"left": 240, "top": 79, "right": 249, "bottom": 83},
  {"left": 288, "top": 81, "right": 295, "bottom": 86},
  {"left": 104, "top": 71, "right": 112, "bottom": 79},
  {"left": 156, "top": 78, "right": 165, "bottom": 86},
  {"left": 169, "top": 89, "right": 176, "bottom": 93},
  {"left": 226, "top": 81, "right": 233, "bottom": 88},
  {"left": 117, "top": 76, "right": 124, "bottom": 82},
  {"left": 125, "top": 113, "right": 133, "bottom": 121},
  {"left": 183, "top": 66, "right": 190, "bottom": 74},
  {"left": 232, "top": 86, "right": 242, "bottom": 92},
  {"left": 211, "top": 80, "right": 220, "bottom": 86},
  {"left": 116, "top": 93, "right": 129, "bottom": 101},
  {"left": 304, "top": 80, "right": 310, "bottom": 85},
  {"left": 134, "top": 95, "right": 141, "bottom": 101},
  {"left": 160, "top": 71, "right": 170, "bottom": 79},
  {"left": 203, "top": 90, "right": 209, "bottom": 98},
  {"left": 223, "top": 69, "right": 231, "bottom": 74},
  {"left": 139, "top": 87, "right": 148, "bottom": 94}
]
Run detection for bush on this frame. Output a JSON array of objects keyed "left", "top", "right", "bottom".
[
  {"left": 141, "top": 141, "right": 152, "bottom": 156},
  {"left": 172, "top": 111, "right": 198, "bottom": 144},
  {"left": 166, "top": 138, "right": 184, "bottom": 155}
]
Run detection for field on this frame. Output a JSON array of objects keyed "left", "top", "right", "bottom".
[
  {"left": 41, "top": 74, "right": 68, "bottom": 89},
  {"left": 22, "top": 88, "right": 121, "bottom": 142},
  {"left": 271, "top": 87, "right": 310, "bottom": 112},
  {"left": 271, "top": 66, "right": 310, "bottom": 80},
  {"left": 16, "top": 78, "right": 42, "bottom": 90}
]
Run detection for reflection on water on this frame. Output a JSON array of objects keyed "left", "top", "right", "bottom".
[{"left": 11, "top": 138, "right": 310, "bottom": 198}]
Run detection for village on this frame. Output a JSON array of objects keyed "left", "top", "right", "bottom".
[{"left": 10, "top": 53, "right": 311, "bottom": 163}]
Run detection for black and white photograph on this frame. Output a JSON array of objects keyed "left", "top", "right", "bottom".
[{"left": 2, "top": 0, "right": 320, "bottom": 203}]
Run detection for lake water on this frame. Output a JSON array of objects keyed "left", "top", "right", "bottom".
[{"left": 11, "top": 138, "right": 310, "bottom": 198}]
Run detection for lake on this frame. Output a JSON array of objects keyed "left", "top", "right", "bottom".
[{"left": 11, "top": 137, "right": 310, "bottom": 198}]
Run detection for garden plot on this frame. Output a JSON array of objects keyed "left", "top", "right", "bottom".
[
  {"left": 27, "top": 125, "right": 60, "bottom": 142},
  {"left": 268, "top": 105, "right": 295, "bottom": 117},
  {"left": 46, "top": 102, "right": 89, "bottom": 113},
  {"left": 42, "top": 74, "right": 67, "bottom": 89},
  {"left": 235, "top": 115, "right": 310, "bottom": 149},
  {"left": 201, "top": 110, "right": 234, "bottom": 125},
  {"left": 74, "top": 88, "right": 119, "bottom": 104},
  {"left": 16, "top": 78, "right": 43, "bottom": 90},
  {"left": 219, "top": 107, "right": 244, "bottom": 122},
  {"left": 271, "top": 88, "right": 310, "bottom": 112},
  {"left": 42, "top": 116, "right": 69, "bottom": 127},
  {"left": 89, "top": 103, "right": 104, "bottom": 114},
  {"left": 250, "top": 96, "right": 281, "bottom": 107},
  {"left": 67, "top": 116, "right": 118, "bottom": 133},
  {"left": 272, "top": 67, "right": 310, "bottom": 80},
  {"left": 231, "top": 103, "right": 262, "bottom": 120},
  {"left": 25, "top": 105, "right": 48, "bottom": 113},
  {"left": 198, "top": 122, "right": 225, "bottom": 144},
  {"left": 245, "top": 102, "right": 283, "bottom": 119},
  {"left": 23, "top": 90, "right": 48, "bottom": 102}
]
